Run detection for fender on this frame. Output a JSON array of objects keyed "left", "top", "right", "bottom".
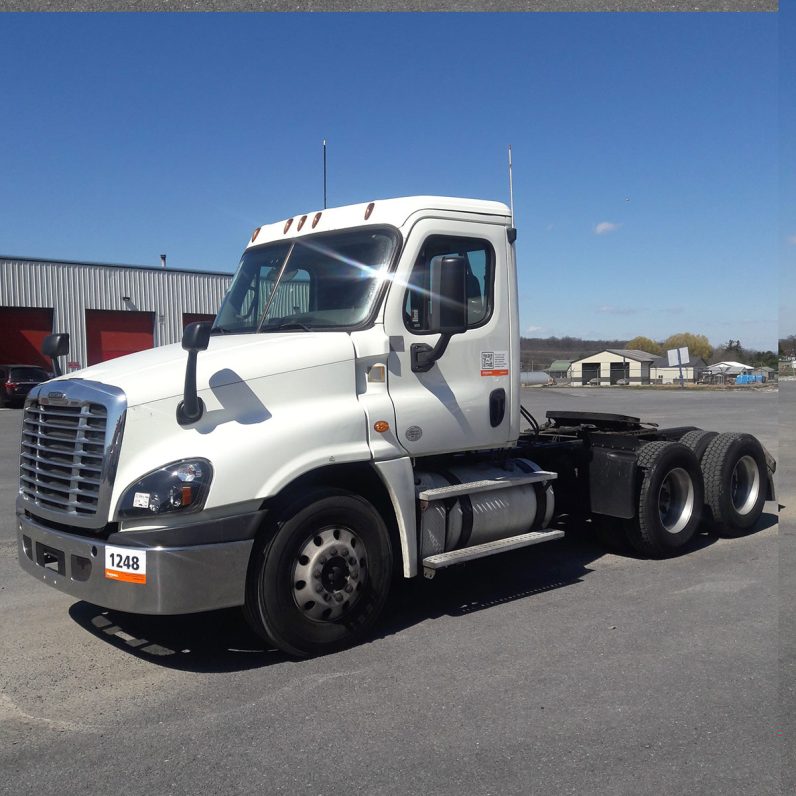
[{"left": 373, "top": 457, "right": 418, "bottom": 577}]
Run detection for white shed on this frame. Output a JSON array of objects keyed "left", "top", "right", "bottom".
[{"left": 569, "top": 349, "right": 658, "bottom": 386}]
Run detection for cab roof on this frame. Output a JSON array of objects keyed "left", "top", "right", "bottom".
[{"left": 246, "top": 196, "right": 512, "bottom": 249}]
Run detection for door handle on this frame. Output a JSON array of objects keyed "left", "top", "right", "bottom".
[{"left": 489, "top": 388, "right": 506, "bottom": 427}]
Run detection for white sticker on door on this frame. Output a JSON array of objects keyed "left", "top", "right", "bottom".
[{"left": 481, "top": 351, "right": 509, "bottom": 377}]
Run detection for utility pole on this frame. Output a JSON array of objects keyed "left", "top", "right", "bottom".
[{"left": 323, "top": 139, "right": 327, "bottom": 209}]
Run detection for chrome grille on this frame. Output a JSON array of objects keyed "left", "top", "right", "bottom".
[
  {"left": 20, "top": 403, "right": 108, "bottom": 515},
  {"left": 17, "top": 380, "right": 126, "bottom": 529}
]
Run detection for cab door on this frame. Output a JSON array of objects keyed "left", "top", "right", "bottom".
[{"left": 383, "top": 216, "right": 515, "bottom": 457}]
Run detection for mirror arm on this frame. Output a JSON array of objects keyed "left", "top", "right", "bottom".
[
  {"left": 176, "top": 349, "right": 205, "bottom": 425},
  {"left": 410, "top": 334, "right": 452, "bottom": 373}
]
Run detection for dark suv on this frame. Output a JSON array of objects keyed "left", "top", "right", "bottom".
[{"left": 0, "top": 365, "right": 51, "bottom": 408}]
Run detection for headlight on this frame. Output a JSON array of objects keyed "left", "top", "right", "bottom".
[{"left": 117, "top": 459, "right": 213, "bottom": 519}]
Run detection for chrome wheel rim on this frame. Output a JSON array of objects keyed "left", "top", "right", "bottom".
[
  {"left": 292, "top": 526, "right": 367, "bottom": 621},
  {"left": 658, "top": 467, "right": 695, "bottom": 534},
  {"left": 731, "top": 455, "right": 760, "bottom": 515}
]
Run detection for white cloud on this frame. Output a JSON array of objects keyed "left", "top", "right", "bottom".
[
  {"left": 525, "top": 325, "right": 544, "bottom": 334},
  {"left": 594, "top": 221, "right": 621, "bottom": 235}
]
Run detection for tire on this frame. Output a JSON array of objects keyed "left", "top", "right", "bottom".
[
  {"left": 244, "top": 488, "right": 393, "bottom": 658},
  {"left": 679, "top": 429, "right": 718, "bottom": 461},
  {"left": 701, "top": 432, "right": 767, "bottom": 537},
  {"left": 626, "top": 441, "right": 704, "bottom": 558}
]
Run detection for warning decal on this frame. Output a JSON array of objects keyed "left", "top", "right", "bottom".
[{"left": 481, "top": 351, "right": 509, "bottom": 377}]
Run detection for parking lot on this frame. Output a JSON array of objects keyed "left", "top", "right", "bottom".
[{"left": 0, "top": 387, "right": 782, "bottom": 795}]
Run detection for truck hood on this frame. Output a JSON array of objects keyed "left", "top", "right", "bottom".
[{"left": 54, "top": 333, "right": 356, "bottom": 408}]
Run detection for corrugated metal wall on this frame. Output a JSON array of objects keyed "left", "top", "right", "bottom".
[{"left": 0, "top": 257, "right": 232, "bottom": 369}]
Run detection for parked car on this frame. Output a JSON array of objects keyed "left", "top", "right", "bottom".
[{"left": 0, "top": 365, "right": 51, "bottom": 407}]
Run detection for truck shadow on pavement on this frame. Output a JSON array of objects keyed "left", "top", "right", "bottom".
[{"left": 67, "top": 511, "right": 777, "bottom": 673}]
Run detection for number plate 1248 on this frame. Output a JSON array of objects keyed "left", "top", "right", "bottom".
[{"left": 104, "top": 546, "right": 147, "bottom": 584}]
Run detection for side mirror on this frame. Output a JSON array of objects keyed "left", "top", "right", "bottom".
[
  {"left": 411, "top": 255, "right": 470, "bottom": 373},
  {"left": 177, "top": 322, "right": 212, "bottom": 426},
  {"left": 429, "top": 255, "right": 468, "bottom": 335},
  {"left": 41, "top": 333, "right": 70, "bottom": 377},
  {"left": 182, "top": 321, "right": 211, "bottom": 353}
]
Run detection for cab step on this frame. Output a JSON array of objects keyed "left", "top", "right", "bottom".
[
  {"left": 421, "top": 529, "right": 565, "bottom": 578},
  {"left": 417, "top": 471, "right": 557, "bottom": 506}
]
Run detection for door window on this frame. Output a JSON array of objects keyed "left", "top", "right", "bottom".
[{"left": 403, "top": 236, "right": 494, "bottom": 334}]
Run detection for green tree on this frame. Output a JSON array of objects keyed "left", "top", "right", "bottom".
[
  {"left": 661, "top": 332, "right": 712, "bottom": 362},
  {"left": 624, "top": 336, "right": 663, "bottom": 356}
]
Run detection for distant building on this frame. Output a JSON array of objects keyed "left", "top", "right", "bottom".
[
  {"left": 650, "top": 356, "right": 706, "bottom": 384},
  {"left": 752, "top": 366, "right": 776, "bottom": 382},
  {"left": 546, "top": 359, "right": 573, "bottom": 381},
  {"left": 702, "top": 361, "right": 753, "bottom": 385},
  {"left": 1, "top": 256, "right": 231, "bottom": 370},
  {"left": 570, "top": 349, "right": 658, "bottom": 386}
]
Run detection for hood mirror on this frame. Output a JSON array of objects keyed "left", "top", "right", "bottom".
[{"left": 41, "top": 333, "right": 70, "bottom": 377}]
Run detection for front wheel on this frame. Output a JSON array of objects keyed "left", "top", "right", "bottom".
[
  {"left": 245, "top": 489, "right": 393, "bottom": 658},
  {"left": 626, "top": 441, "right": 704, "bottom": 558}
]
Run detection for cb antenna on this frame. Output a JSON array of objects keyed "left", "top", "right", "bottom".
[
  {"left": 323, "top": 139, "right": 327, "bottom": 209},
  {"left": 507, "top": 144, "right": 517, "bottom": 243}
]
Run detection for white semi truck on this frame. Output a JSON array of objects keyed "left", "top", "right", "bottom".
[{"left": 17, "top": 196, "right": 775, "bottom": 657}]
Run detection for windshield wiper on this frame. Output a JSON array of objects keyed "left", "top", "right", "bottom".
[
  {"left": 273, "top": 322, "right": 312, "bottom": 332},
  {"left": 211, "top": 326, "right": 253, "bottom": 335}
]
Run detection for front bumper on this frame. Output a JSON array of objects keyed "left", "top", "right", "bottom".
[{"left": 17, "top": 511, "right": 256, "bottom": 615}]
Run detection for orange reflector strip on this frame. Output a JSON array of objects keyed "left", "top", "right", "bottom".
[
  {"left": 284, "top": 218, "right": 293, "bottom": 234},
  {"left": 312, "top": 212, "right": 322, "bottom": 228},
  {"left": 251, "top": 227, "right": 261, "bottom": 242},
  {"left": 105, "top": 570, "right": 146, "bottom": 584},
  {"left": 182, "top": 485, "right": 193, "bottom": 506},
  {"left": 297, "top": 215, "right": 307, "bottom": 231},
  {"left": 374, "top": 420, "right": 390, "bottom": 433},
  {"left": 364, "top": 202, "right": 375, "bottom": 220}
]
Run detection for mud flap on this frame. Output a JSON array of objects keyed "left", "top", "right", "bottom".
[{"left": 588, "top": 447, "right": 637, "bottom": 519}]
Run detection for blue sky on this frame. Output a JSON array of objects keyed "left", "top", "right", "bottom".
[{"left": 0, "top": 12, "right": 783, "bottom": 350}]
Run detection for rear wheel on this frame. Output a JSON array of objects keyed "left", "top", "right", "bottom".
[
  {"left": 245, "top": 488, "right": 393, "bottom": 658},
  {"left": 626, "top": 441, "right": 704, "bottom": 557},
  {"left": 679, "top": 429, "right": 718, "bottom": 461},
  {"left": 701, "top": 433, "right": 767, "bottom": 537}
]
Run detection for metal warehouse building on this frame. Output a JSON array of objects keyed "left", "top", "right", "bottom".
[{"left": 0, "top": 256, "right": 232, "bottom": 371}]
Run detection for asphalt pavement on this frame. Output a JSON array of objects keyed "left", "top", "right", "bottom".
[
  {"left": 0, "top": 386, "right": 782, "bottom": 795},
  {"left": 780, "top": 381, "right": 794, "bottom": 794}
]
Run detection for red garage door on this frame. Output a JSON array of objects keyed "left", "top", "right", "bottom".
[
  {"left": 86, "top": 310, "right": 154, "bottom": 365},
  {"left": 182, "top": 313, "right": 216, "bottom": 328},
  {"left": 0, "top": 307, "right": 54, "bottom": 368}
]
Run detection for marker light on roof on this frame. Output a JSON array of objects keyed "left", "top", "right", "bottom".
[
  {"left": 251, "top": 227, "right": 261, "bottom": 242},
  {"left": 284, "top": 218, "right": 293, "bottom": 234},
  {"left": 312, "top": 212, "right": 322, "bottom": 228},
  {"left": 297, "top": 215, "right": 307, "bottom": 231},
  {"left": 365, "top": 202, "right": 375, "bottom": 220}
]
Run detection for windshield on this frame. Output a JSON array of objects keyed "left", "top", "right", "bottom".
[{"left": 213, "top": 227, "right": 399, "bottom": 334}]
